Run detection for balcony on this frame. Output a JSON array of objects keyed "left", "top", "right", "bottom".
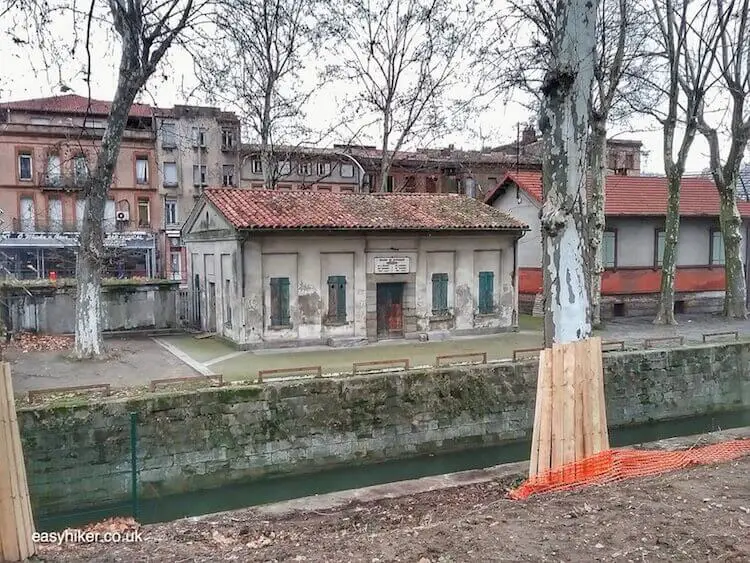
[
  {"left": 38, "top": 172, "right": 87, "bottom": 191},
  {"left": 11, "top": 218, "right": 80, "bottom": 233}
]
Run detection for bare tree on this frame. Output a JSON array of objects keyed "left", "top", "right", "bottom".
[
  {"left": 193, "top": 0, "right": 324, "bottom": 189},
  {"left": 647, "top": 0, "right": 728, "bottom": 324},
  {"left": 539, "top": 0, "right": 597, "bottom": 346},
  {"left": 332, "top": 0, "right": 485, "bottom": 192},
  {"left": 697, "top": 0, "right": 750, "bottom": 319}
]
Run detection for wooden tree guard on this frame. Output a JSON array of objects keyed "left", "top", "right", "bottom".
[
  {"left": 529, "top": 337, "right": 609, "bottom": 478},
  {"left": 0, "top": 363, "right": 35, "bottom": 562}
]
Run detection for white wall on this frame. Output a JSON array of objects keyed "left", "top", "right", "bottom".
[{"left": 491, "top": 189, "right": 541, "bottom": 268}]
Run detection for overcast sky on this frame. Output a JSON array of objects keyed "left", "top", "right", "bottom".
[{"left": 0, "top": 7, "right": 729, "bottom": 177}]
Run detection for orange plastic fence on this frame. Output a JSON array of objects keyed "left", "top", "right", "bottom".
[{"left": 509, "top": 439, "right": 750, "bottom": 500}]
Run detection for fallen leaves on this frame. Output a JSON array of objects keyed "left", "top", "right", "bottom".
[
  {"left": 6, "top": 331, "right": 73, "bottom": 353},
  {"left": 81, "top": 517, "right": 140, "bottom": 535}
]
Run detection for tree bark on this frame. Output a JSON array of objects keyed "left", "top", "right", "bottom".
[
  {"left": 654, "top": 174, "right": 680, "bottom": 324},
  {"left": 540, "top": 0, "right": 596, "bottom": 347},
  {"left": 588, "top": 120, "right": 607, "bottom": 327},
  {"left": 718, "top": 186, "right": 747, "bottom": 317}
]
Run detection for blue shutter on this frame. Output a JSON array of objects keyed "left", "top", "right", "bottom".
[
  {"left": 270, "top": 277, "right": 290, "bottom": 326},
  {"left": 432, "top": 273, "right": 448, "bottom": 314},
  {"left": 478, "top": 271, "right": 494, "bottom": 314}
]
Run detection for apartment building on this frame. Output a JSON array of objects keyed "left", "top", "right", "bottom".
[
  {"left": 0, "top": 94, "right": 160, "bottom": 280},
  {"left": 153, "top": 105, "right": 240, "bottom": 283}
]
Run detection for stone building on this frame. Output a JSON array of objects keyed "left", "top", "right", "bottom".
[
  {"left": 486, "top": 171, "right": 750, "bottom": 317},
  {"left": 182, "top": 190, "right": 528, "bottom": 347}
]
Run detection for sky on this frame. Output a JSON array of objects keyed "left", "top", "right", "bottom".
[{"left": 0, "top": 4, "right": 729, "bottom": 177}]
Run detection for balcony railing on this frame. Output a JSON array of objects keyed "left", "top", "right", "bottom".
[
  {"left": 38, "top": 172, "right": 87, "bottom": 190},
  {"left": 11, "top": 218, "right": 81, "bottom": 232}
]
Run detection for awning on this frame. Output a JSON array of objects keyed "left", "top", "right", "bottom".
[{"left": 0, "top": 231, "right": 156, "bottom": 249}]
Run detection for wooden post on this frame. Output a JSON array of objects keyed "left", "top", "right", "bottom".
[
  {"left": 0, "top": 362, "right": 35, "bottom": 562},
  {"left": 528, "top": 337, "right": 609, "bottom": 478}
]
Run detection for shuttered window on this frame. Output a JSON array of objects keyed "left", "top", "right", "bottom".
[
  {"left": 431, "top": 273, "right": 449, "bottom": 315},
  {"left": 327, "top": 276, "right": 346, "bottom": 322},
  {"left": 270, "top": 277, "right": 290, "bottom": 326},
  {"left": 478, "top": 271, "right": 494, "bottom": 314},
  {"left": 602, "top": 230, "right": 616, "bottom": 268}
]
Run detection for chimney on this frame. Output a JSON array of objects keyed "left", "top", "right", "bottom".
[{"left": 522, "top": 126, "right": 536, "bottom": 145}]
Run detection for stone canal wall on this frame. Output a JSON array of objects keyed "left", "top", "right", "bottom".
[{"left": 19, "top": 342, "right": 750, "bottom": 517}]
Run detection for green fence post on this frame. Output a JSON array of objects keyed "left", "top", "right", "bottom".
[{"left": 130, "top": 411, "right": 138, "bottom": 519}]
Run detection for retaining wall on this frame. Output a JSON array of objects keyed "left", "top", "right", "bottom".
[{"left": 18, "top": 341, "right": 750, "bottom": 517}]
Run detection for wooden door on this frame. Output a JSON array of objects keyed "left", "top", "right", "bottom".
[{"left": 376, "top": 283, "right": 404, "bottom": 338}]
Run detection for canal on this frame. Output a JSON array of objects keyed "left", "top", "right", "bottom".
[{"left": 37, "top": 407, "right": 750, "bottom": 531}]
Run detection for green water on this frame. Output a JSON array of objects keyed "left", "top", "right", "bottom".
[{"left": 37, "top": 408, "right": 750, "bottom": 531}]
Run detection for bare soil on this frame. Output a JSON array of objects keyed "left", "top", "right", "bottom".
[{"left": 37, "top": 456, "right": 750, "bottom": 562}]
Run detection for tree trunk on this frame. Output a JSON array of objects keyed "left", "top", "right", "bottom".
[
  {"left": 540, "top": 0, "right": 596, "bottom": 347},
  {"left": 74, "top": 59, "right": 141, "bottom": 358},
  {"left": 260, "top": 148, "right": 274, "bottom": 189},
  {"left": 718, "top": 186, "right": 747, "bottom": 317},
  {"left": 654, "top": 174, "right": 680, "bottom": 324},
  {"left": 588, "top": 121, "right": 607, "bottom": 327}
]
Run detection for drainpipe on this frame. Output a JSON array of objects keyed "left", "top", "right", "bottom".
[{"left": 239, "top": 232, "right": 246, "bottom": 298}]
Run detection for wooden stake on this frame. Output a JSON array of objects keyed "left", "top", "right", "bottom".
[
  {"left": 529, "top": 350, "right": 545, "bottom": 477},
  {"left": 590, "top": 337, "right": 610, "bottom": 449},
  {"left": 573, "top": 340, "right": 586, "bottom": 464},
  {"left": 561, "top": 342, "right": 576, "bottom": 470},
  {"left": 536, "top": 350, "right": 553, "bottom": 476},
  {"left": 550, "top": 344, "right": 565, "bottom": 473}
]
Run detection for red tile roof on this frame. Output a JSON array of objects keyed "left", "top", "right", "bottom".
[
  {"left": 486, "top": 172, "right": 750, "bottom": 217},
  {"left": 0, "top": 94, "right": 153, "bottom": 118},
  {"left": 204, "top": 189, "right": 528, "bottom": 231}
]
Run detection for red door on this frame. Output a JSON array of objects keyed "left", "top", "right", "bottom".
[{"left": 376, "top": 283, "right": 404, "bottom": 338}]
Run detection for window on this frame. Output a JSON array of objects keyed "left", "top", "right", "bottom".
[
  {"left": 432, "top": 273, "right": 449, "bottom": 315},
  {"left": 135, "top": 156, "right": 149, "bottom": 184},
  {"left": 192, "top": 127, "right": 206, "bottom": 147},
  {"left": 478, "top": 271, "right": 494, "bottom": 314},
  {"left": 251, "top": 159, "right": 262, "bottom": 174},
  {"left": 137, "top": 198, "right": 150, "bottom": 228},
  {"left": 625, "top": 153, "right": 635, "bottom": 169},
  {"left": 222, "top": 165, "right": 235, "bottom": 187},
  {"left": 327, "top": 276, "right": 346, "bottom": 322},
  {"left": 278, "top": 160, "right": 291, "bottom": 175},
  {"left": 76, "top": 199, "right": 86, "bottom": 230},
  {"left": 165, "top": 198, "right": 178, "bottom": 226},
  {"left": 192, "top": 165, "right": 207, "bottom": 186},
  {"left": 487, "top": 177, "right": 497, "bottom": 185},
  {"left": 225, "top": 279, "right": 232, "bottom": 326},
  {"left": 602, "top": 230, "right": 617, "bottom": 268},
  {"left": 270, "top": 277, "right": 290, "bottom": 326},
  {"left": 340, "top": 163, "right": 354, "bottom": 178},
  {"left": 47, "top": 198, "right": 62, "bottom": 232},
  {"left": 164, "top": 162, "right": 178, "bottom": 186},
  {"left": 20, "top": 197, "right": 35, "bottom": 231},
  {"left": 18, "top": 152, "right": 32, "bottom": 181},
  {"left": 710, "top": 229, "right": 725, "bottom": 265},
  {"left": 317, "top": 162, "right": 331, "bottom": 176},
  {"left": 104, "top": 200, "right": 116, "bottom": 232},
  {"left": 386, "top": 176, "right": 394, "bottom": 192},
  {"left": 299, "top": 162, "right": 312, "bottom": 176},
  {"left": 161, "top": 122, "right": 176, "bottom": 148},
  {"left": 74, "top": 154, "right": 89, "bottom": 184},
  {"left": 170, "top": 251, "right": 182, "bottom": 281},
  {"left": 405, "top": 176, "right": 416, "bottom": 191},
  {"left": 221, "top": 128, "right": 234, "bottom": 150},
  {"left": 46, "top": 155, "right": 61, "bottom": 186},
  {"left": 655, "top": 229, "right": 666, "bottom": 267}
]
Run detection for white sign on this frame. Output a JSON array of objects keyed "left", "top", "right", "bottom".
[{"left": 374, "top": 256, "right": 410, "bottom": 274}]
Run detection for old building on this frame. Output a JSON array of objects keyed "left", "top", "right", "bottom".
[
  {"left": 0, "top": 94, "right": 160, "bottom": 279},
  {"left": 486, "top": 172, "right": 750, "bottom": 317},
  {"left": 153, "top": 105, "right": 240, "bottom": 284},
  {"left": 182, "top": 190, "right": 528, "bottom": 347}
]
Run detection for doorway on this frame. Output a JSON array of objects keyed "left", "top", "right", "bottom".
[
  {"left": 376, "top": 282, "right": 404, "bottom": 338},
  {"left": 208, "top": 282, "right": 217, "bottom": 332}
]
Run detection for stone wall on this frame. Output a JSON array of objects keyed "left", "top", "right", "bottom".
[
  {"left": 18, "top": 342, "right": 750, "bottom": 517},
  {"left": 3, "top": 280, "right": 180, "bottom": 333}
]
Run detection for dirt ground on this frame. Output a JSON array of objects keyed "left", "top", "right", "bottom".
[
  {"left": 4, "top": 335, "right": 199, "bottom": 393},
  {"left": 36, "top": 456, "right": 750, "bottom": 562}
]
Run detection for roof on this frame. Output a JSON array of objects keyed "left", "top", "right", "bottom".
[
  {"left": 485, "top": 172, "right": 750, "bottom": 217},
  {"left": 202, "top": 189, "right": 528, "bottom": 232},
  {"left": 0, "top": 94, "right": 153, "bottom": 118}
]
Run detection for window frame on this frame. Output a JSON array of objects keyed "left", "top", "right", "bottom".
[
  {"left": 169, "top": 251, "right": 182, "bottom": 281},
  {"left": 278, "top": 160, "right": 292, "bottom": 176},
  {"left": 18, "top": 150, "right": 33, "bottom": 182},
  {"left": 164, "top": 198, "right": 178, "bottom": 226},
  {"left": 163, "top": 162, "right": 178, "bottom": 187},
  {"left": 602, "top": 228, "right": 618, "bottom": 269},
  {"left": 709, "top": 227, "right": 725, "bottom": 266},
  {"left": 269, "top": 277, "right": 291, "bottom": 327},
  {"left": 73, "top": 154, "right": 89, "bottom": 185},
  {"left": 137, "top": 197, "right": 151, "bottom": 228},
  {"left": 19, "top": 195, "right": 36, "bottom": 232},
  {"left": 222, "top": 164, "right": 235, "bottom": 187},
  {"left": 224, "top": 278, "right": 232, "bottom": 327},
  {"left": 654, "top": 227, "right": 666, "bottom": 268},
  {"left": 135, "top": 155, "right": 149, "bottom": 185},
  {"left": 327, "top": 275, "right": 347, "bottom": 323},
  {"left": 340, "top": 163, "right": 354, "bottom": 178},
  {"left": 161, "top": 121, "right": 177, "bottom": 148},
  {"left": 192, "top": 165, "right": 207, "bottom": 186},
  {"left": 477, "top": 271, "right": 494, "bottom": 315},
  {"left": 251, "top": 159, "right": 262, "bottom": 174},
  {"left": 317, "top": 162, "right": 331, "bottom": 176},
  {"left": 431, "top": 273, "right": 449, "bottom": 316},
  {"left": 221, "top": 128, "right": 234, "bottom": 150},
  {"left": 47, "top": 196, "right": 63, "bottom": 232}
]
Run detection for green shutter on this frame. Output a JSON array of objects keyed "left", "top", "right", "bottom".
[
  {"left": 432, "top": 273, "right": 448, "bottom": 314},
  {"left": 270, "top": 277, "right": 290, "bottom": 326},
  {"left": 478, "top": 271, "right": 494, "bottom": 314},
  {"left": 328, "top": 276, "right": 346, "bottom": 321}
]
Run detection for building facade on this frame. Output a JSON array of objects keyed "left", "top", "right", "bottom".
[
  {"left": 183, "top": 190, "right": 527, "bottom": 347},
  {"left": 153, "top": 105, "right": 240, "bottom": 284},
  {"left": 0, "top": 94, "right": 160, "bottom": 279},
  {"left": 486, "top": 172, "right": 750, "bottom": 317}
]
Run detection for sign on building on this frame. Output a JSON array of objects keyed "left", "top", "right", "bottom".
[{"left": 373, "top": 256, "right": 410, "bottom": 274}]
